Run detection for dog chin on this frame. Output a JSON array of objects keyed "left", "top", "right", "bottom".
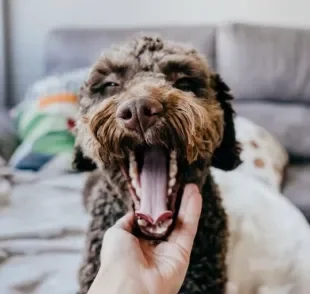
[{"left": 119, "top": 145, "right": 184, "bottom": 239}]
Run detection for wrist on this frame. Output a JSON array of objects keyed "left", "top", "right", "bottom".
[{"left": 89, "top": 265, "right": 149, "bottom": 294}]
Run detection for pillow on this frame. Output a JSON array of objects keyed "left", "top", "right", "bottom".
[
  {"left": 9, "top": 68, "right": 89, "bottom": 171},
  {"left": 234, "top": 102, "right": 310, "bottom": 159},
  {"left": 234, "top": 116, "right": 289, "bottom": 192}
]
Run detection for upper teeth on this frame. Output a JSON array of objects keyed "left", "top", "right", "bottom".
[
  {"left": 170, "top": 150, "right": 177, "bottom": 160},
  {"left": 128, "top": 150, "right": 178, "bottom": 198},
  {"left": 129, "top": 151, "right": 140, "bottom": 196},
  {"left": 168, "top": 150, "right": 178, "bottom": 194},
  {"left": 129, "top": 163, "right": 137, "bottom": 178},
  {"left": 132, "top": 180, "right": 140, "bottom": 196},
  {"left": 129, "top": 152, "right": 136, "bottom": 165},
  {"left": 129, "top": 152, "right": 138, "bottom": 178},
  {"left": 169, "top": 177, "right": 176, "bottom": 188},
  {"left": 169, "top": 158, "right": 177, "bottom": 178}
]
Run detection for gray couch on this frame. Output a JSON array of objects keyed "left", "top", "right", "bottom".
[{"left": 2, "top": 22, "right": 310, "bottom": 218}]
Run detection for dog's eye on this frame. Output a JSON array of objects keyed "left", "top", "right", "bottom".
[
  {"left": 173, "top": 78, "right": 195, "bottom": 92},
  {"left": 103, "top": 81, "right": 119, "bottom": 88},
  {"left": 91, "top": 81, "right": 120, "bottom": 95}
]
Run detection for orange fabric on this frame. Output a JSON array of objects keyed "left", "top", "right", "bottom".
[{"left": 39, "top": 93, "right": 77, "bottom": 109}]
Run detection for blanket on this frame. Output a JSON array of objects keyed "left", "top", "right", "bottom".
[{"left": 0, "top": 159, "right": 89, "bottom": 294}]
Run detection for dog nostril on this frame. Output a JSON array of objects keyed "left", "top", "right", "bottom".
[
  {"left": 143, "top": 106, "right": 152, "bottom": 117},
  {"left": 120, "top": 109, "right": 132, "bottom": 120},
  {"left": 142, "top": 102, "right": 163, "bottom": 117}
]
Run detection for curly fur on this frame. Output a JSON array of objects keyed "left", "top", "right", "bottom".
[{"left": 74, "top": 35, "right": 241, "bottom": 294}]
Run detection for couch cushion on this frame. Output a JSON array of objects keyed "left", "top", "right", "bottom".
[
  {"left": 217, "top": 23, "right": 310, "bottom": 103},
  {"left": 284, "top": 164, "right": 310, "bottom": 220},
  {"left": 234, "top": 101, "right": 310, "bottom": 159},
  {"left": 45, "top": 26, "right": 216, "bottom": 75}
]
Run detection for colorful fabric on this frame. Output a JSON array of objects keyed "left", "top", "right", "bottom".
[{"left": 9, "top": 68, "right": 89, "bottom": 171}]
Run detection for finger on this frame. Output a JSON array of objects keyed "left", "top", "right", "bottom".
[
  {"left": 113, "top": 212, "right": 135, "bottom": 232},
  {"left": 101, "top": 212, "right": 135, "bottom": 259},
  {"left": 169, "top": 184, "right": 202, "bottom": 252}
]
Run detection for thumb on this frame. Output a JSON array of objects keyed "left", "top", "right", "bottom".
[
  {"left": 102, "top": 212, "right": 135, "bottom": 249},
  {"left": 169, "top": 184, "right": 202, "bottom": 252},
  {"left": 101, "top": 212, "right": 135, "bottom": 261},
  {"left": 113, "top": 212, "right": 135, "bottom": 232}
]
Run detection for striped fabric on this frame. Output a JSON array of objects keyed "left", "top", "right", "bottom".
[{"left": 9, "top": 68, "right": 89, "bottom": 171}]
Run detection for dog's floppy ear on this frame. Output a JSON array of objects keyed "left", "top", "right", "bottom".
[
  {"left": 211, "top": 74, "right": 242, "bottom": 171},
  {"left": 72, "top": 145, "right": 97, "bottom": 172}
]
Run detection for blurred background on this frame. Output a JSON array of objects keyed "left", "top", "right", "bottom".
[
  {"left": 0, "top": 1, "right": 310, "bottom": 293},
  {"left": 1, "top": 0, "right": 310, "bottom": 104}
]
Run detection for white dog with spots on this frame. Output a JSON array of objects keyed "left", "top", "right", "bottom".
[{"left": 215, "top": 117, "right": 310, "bottom": 294}]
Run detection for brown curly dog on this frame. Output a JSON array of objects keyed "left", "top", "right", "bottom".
[{"left": 73, "top": 35, "right": 241, "bottom": 294}]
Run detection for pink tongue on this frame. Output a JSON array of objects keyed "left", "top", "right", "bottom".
[{"left": 136, "top": 148, "right": 172, "bottom": 225}]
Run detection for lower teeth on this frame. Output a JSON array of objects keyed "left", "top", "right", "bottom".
[
  {"left": 137, "top": 219, "right": 147, "bottom": 227},
  {"left": 165, "top": 219, "right": 173, "bottom": 227}
]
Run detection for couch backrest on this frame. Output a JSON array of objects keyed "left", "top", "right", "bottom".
[
  {"left": 45, "top": 23, "right": 310, "bottom": 104},
  {"left": 217, "top": 23, "right": 310, "bottom": 103},
  {"left": 44, "top": 25, "right": 216, "bottom": 76}
]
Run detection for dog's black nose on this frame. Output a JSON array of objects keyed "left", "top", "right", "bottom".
[{"left": 116, "top": 98, "right": 163, "bottom": 133}]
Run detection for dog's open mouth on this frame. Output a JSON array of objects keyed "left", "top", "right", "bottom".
[{"left": 121, "top": 147, "right": 180, "bottom": 239}]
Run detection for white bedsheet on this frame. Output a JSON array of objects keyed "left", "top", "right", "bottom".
[{"left": 0, "top": 157, "right": 90, "bottom": 294}]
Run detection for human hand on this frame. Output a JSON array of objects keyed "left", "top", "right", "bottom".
[{"left": 88, "top": 184, "right": 202, "bottom": 294}]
